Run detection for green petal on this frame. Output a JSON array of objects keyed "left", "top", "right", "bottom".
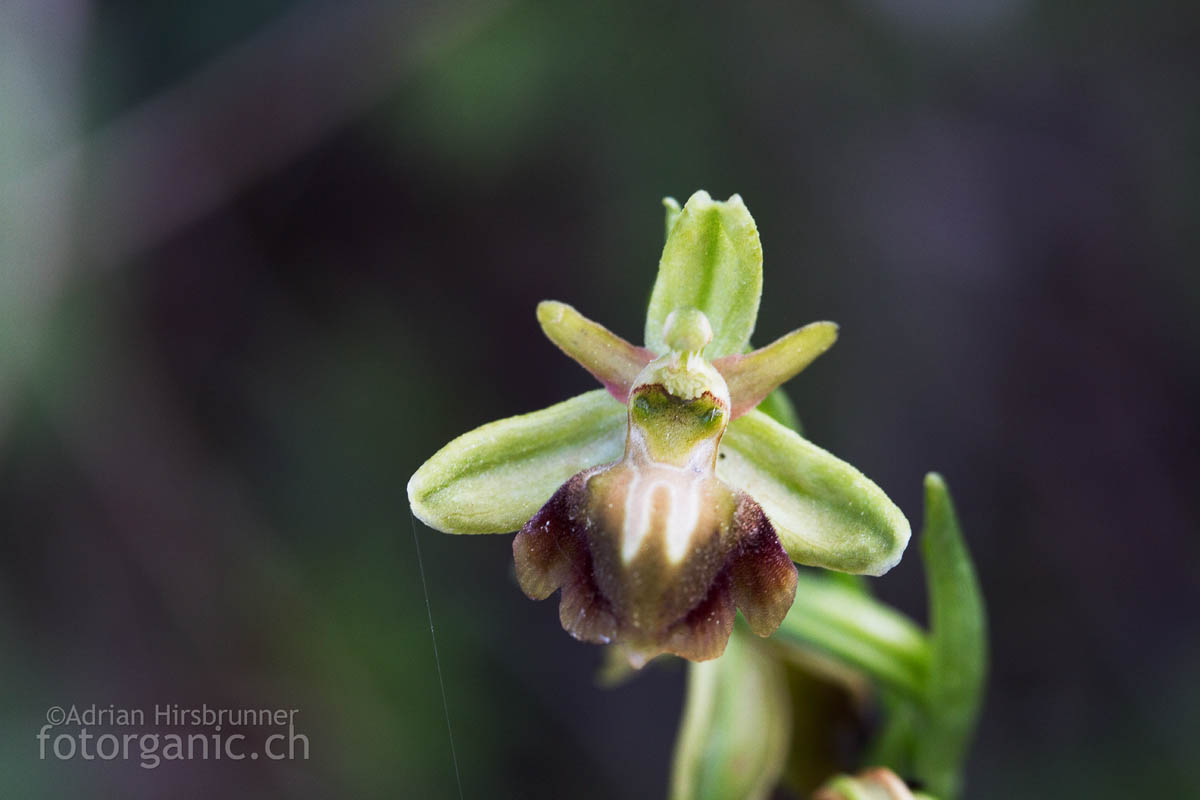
[
  {"left": 407, "top": 390, "right": 626, "bottom": 534},
  {"left": 645, "top": 191, "right": 763, "bottom": 358},
  {"left": 717, "top": 411, "right": 910, "bottom": 575},
  {"left": 913, "top": 474, "right": 987, "bottom": 800},
  {"left": 670, "top": 630, "right": 791, "bottom": 800},
  {"left": 536, "top": 301, "right": 653, "bottom": 402},
  {"left": 714, "top": 321, "right": 839, "bottom": 418}
]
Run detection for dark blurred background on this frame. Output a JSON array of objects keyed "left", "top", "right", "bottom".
[{"left": 2, "top": 0, "right": 1198, "bottom": 797}]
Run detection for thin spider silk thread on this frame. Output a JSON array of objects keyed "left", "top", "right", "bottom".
[{"left": 410, "top": 511, "right": 466, "bottom": 800}]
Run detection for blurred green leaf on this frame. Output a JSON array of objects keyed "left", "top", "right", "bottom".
[
  {"left": 774, "top": 571, "right": 930, "bottom": 701},
  {"left": 778, "top": 652, "right": 868, "bottom": 796},
  {"left": 670, "top": 629, "right": 791, "bottom": 800},
  {"left": 861, "top": 689, "right": 918, "bottom": 777},
  {"left": 645, "top": 190, "right": 763, "bottom": 358},
  {"left": 912, "top": 474, "right": 987, "bottom": 800}
]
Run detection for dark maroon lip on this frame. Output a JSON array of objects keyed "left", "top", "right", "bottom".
[{"left": 512, "top": 462, "right": 797, "bottom": 666}]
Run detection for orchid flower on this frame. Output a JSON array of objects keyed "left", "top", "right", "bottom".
[{"left": 407, "top": 191, "right": 911, "bottom": 667}]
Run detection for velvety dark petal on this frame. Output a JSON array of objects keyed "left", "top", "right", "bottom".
[
  {"left": 514, "top": 459, "right": 798, "bottom": 666},
  {"left": 513, "top": 473, "right": 589, "bottom": 598},
  {"left": 728, "top": 494, "right": 799, "bottom": 637},
  {"left": 514, "top": 472, "right": 618, "bottom": 644},
  {"left": 662, "top": 572, "right": 737, "bottom": 663},
  {"left": 559, "top": 573, "right": 619, "bottom": 645}
]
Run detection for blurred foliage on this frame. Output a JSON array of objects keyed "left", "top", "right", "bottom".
[
  {"left": 670, "top": 629, "right": 791, "bottom": 800},
  {"left": 743, "top": 475, "right": 983, "bottom": 799}
]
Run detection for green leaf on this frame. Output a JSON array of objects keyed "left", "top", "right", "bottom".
[
  {"left": 912, "top": 474, "right": 987, "bottom": 800},
  {"left": 407, "top": 390, "right": 626, "bottom": 534},
  {"left": 717, "top": 411, "right": 911, "bottom": 576},
  {"left": 645, "top": 191, "right": 763, "bottom": 358},
  {"left": 536, "top": 300, "right": 652, "bottom": 401},
  {"left": 774, "top": 572, "right": 930, "bottom": 702},
  {"left": 670, "top": 630, "right": 791, "bottom": 800}
]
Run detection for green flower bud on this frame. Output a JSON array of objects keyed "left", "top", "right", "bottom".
[{"left": 814, "top": 768, "right": 937, "bottom": 800}]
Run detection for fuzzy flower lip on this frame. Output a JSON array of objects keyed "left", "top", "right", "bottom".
[{"left": 408, "top": 190, "right": 912, "bottom": 664}]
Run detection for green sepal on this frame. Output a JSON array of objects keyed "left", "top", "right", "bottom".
[
  {"left": 645, "top": 191, "right": 763, "bottom": 359},
  {"left": 912, "top": 474, "right": 987, "bottom": 800},
  {"left": 669, "top": 629, "right": 791, "bottom": 800},
  {"left": 407, "top": 390, "right": 626, "bottom": 534},
  {"left": 717, "top": 411, "right": 911, "bottom": 576}
]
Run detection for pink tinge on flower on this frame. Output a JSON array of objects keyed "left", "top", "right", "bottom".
[{"left": 513, "top": 460, "right": 798, "bottom": 667}]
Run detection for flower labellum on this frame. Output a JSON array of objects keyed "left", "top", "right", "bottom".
[
  {"left": 513, "top": 310, "right": 798, "bottom": 667},
  {"left": 407, "top": 191, "right": 912, "bottom": 667}
]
